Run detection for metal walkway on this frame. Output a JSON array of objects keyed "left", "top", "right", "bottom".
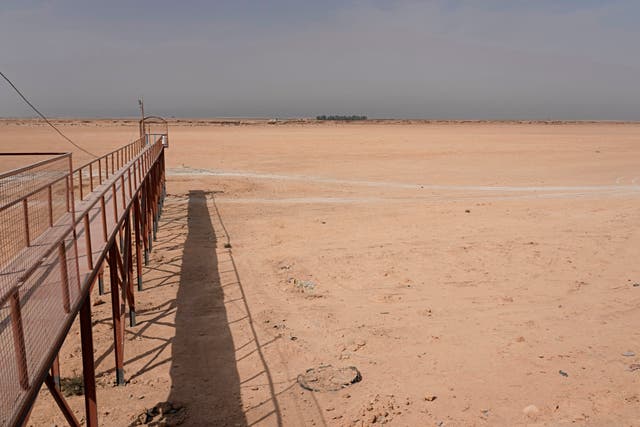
[{"left": 0, "top": 135, "right": 166, "bottom": 426}]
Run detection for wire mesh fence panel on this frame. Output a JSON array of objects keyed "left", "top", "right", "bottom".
[
  {"left": 0, "top": 203, "right": 28, "bottom": 266},
  {"left": 21, "top": 233, "right": 80, "bottom": 381},
  {"left": 0, "top": 155, "right": 71, "bottom": 291},
  {"left": 0, "top": 153, "right": 78, "bottom": 427},
  {"left": 0, "top": 156, "right": 68, "bottom": 210}
]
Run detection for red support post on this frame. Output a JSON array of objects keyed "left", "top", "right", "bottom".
[
  {"left": 98, "top": 265, "right": 105, "bottom": 295},
  {"left": 112, "top": 183, "right": 118, "bottom": 223},
  {"left": 133, "top": 197, "right": 143, "bottom": 290},
  {"left": 48, "top": 185, "right": 54, "bottom": 227},
  {"left": 101, "top": 195, "right": 108, "bottom": 242},
  {"left": 121, "top": 175, "right": 126, "bottom": 211},
  {"left": 79, "top": 295, "right": 98, "bottom": 427},
  {"left": 128, "top": 168, "right": 133, "bottom": 199},
  {"left": 89, "top": 162, "right": 94, "bottom": 192},
  {"left": 124, "top": 213, "right": 136, "bottom": 326},
  {"left": 45, "top": 374, "right": 81, "bottom": 427},
  {"left": 78, "top": 169, "right": 83, "bottom": 200},
  {"left": 66, "top": 175, "right": 71, "bottom": 212},
  {"left": 23, "top": 199, "right": 30, "bottom": 246},
  {"left": 10, "top": 289, "right": 29, "bottom": 390},
  {"left": 84, "top": 214, "right": 93, "bottom": 270},
  {"left": 109, "top": 245, "right": 125, "bottom": 385},
  {"left": 51, "top": 355, "right": 61, "bottom": 391},
  {"left": 59, "top": 243, "right": 71, "bottom": 313}
]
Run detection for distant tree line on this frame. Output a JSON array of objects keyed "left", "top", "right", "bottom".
[{"left": 316, "top": 115, "right": 368, "bottom": 121}]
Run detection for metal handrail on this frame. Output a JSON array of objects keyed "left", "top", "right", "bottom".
[
  {"left": 72, "top": 137, "right": 146, "bottom": 201},
  {"left": 0, "top": 153, "right": 69, "bottom": 181},
  {"left": 0, "top": 153, "right": 71, "bottom": 212},
  {"left": 73, "top": 138, "right": 161, "bottom": 226}
]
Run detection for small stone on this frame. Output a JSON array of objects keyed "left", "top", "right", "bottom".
[
  {"left": 135, "top": 413, "right": 147, "bottom": 425},
  {"left": 633, "top": 283, "right": 640, "bottom": 287},
  {"left": 157, "top": 401, "right": 173, "bottom": 415},
  {"left": 424, "top": 395, "right": 437, "bottom": 402},
  {"left": 92, "top": 298, "right": 105, "bottom": 306},
  {"left": 622, "top": 351, "right": 635, "bottom": 357},
  {"left": 523, "top": 405, "right": 539, "bottom": 419},
  {"left": 559, "top": 370, "right": 569, "bottom": 377}
]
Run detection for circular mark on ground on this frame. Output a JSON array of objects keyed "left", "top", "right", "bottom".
[{"left": 297, "top": 365, "right": 362, "bottom": 392}]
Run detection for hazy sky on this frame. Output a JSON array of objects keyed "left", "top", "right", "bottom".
[{"left": 1, "top": 0, "right": 639, "bottom": 119}]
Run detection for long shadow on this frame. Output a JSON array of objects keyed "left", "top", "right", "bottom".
[
  {"left": 168, "top": 190, "right": 247, "bottom": 426},
  {"left": 209, "top": 193, "right": 284, "bottom": 427}
]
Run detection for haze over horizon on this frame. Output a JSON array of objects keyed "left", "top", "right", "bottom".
[{"left": 2, "top": 0, "right": 639, "bottom": 120}]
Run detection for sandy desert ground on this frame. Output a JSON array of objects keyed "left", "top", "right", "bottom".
[{"left": 2, "top": 119, "right": 640, "bottom": 426}]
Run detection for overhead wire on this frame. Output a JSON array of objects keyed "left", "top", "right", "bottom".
[{"left": 0, "top": 70, "right": 98, "bottom": 157}]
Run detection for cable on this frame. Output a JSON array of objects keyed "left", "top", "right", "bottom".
[{"left": 0, "top": 70, "right": 97, "bottom": 157}]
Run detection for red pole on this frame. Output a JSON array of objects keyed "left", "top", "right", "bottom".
[
  {"left": 109, "top": 245, "right": 125, "bottom": 385},
  {"left": 50, "top": 356, "right": 61, "bottom": 391},
  {"left": 133, "top": 197, "right": 143, "bottom": 290},
  {"left": 48, "top": 185, "right": 54, "bottom": 226},
  {"left": 79, "top": 295, "right": 98, "bottom": 426},
  {"left": 59, "top": 243, "right": 70, "bottom": 313},
  {"left": 23, "top": 199, "right": 30, "bottom": 246},
  {"left": 10, "top": 289, "right": 29, "bottom": 390},
  {"left": 83, "top": 214, "right": 93, "bottom": 270}
]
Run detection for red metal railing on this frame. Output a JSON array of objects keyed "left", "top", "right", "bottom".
[
  {"left": 0, "top": 153, "right": 80, "bottom": 424},
  {"left": 72, "top": 137, "right": 146, "bottom": 202},
  {"left": 74, "top": 138, "right": 162, "bottom": 262},
  {"left": 0, "top": 136, "right": 166, "bottom": 427}
]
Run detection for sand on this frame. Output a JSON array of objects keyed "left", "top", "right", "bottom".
[{"left": 2, "top": 120, "right": 640, "bottom": 426}]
